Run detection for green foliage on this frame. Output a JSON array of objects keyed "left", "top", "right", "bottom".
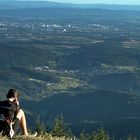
[
  {"left": 79, "top": 130, "right": 89, "bottom": 140},
  {"left": 91, "top": 127, "right": 110, "bottom": 140},
  {"left": 35, "top": 116, "right": 47, "bottom": 135},
  {"left": 127, "top": 134, "right": 137, "bottom": 140},
  {"left": 79, "top": 127, "right": 110, "bottom": 140},
  {"left": 51, "top": 114, "right": 72, "bottom": 138}
]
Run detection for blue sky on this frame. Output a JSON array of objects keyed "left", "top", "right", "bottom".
[{"left": 44, "top": 0, "right": 140, "bottom": 5}]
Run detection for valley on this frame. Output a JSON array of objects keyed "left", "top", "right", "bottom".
[{"left": 0, "top": 4, "right": 140, "bottom": 139}]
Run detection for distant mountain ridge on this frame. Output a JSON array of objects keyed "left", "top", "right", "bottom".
[
  {"left": 0, "top": 0, "right": 140, "bottom": 11},
  {"left": 0, "top": 1, "right": 74, "bottom": 9}
]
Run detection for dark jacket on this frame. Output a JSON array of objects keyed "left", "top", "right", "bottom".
[{"left": 0, "top": 100, "right": 20, "bottom": 123}]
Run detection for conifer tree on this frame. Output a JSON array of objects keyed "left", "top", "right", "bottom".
[
  {"left": 80, "top": 130, "right": 89, "bottom": 140},
  {"left": 90, "top": 127, "right": 110, "bottom": 140},
  {"left": 35, "top": 115, "right": 47, "bottom": 135},
  {"left": 127, "top": 134, "right": 137, "bottom": 140},
  {"left": 51, "top": 114, "right": 71, "bottom": 138}
]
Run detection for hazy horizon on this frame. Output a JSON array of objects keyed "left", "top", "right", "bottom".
[
  {"left": 11, "top": 0, "right": 140, "bottom": 5},
  {"left": 0, "top": 0, "right": 140, "bottom": 5}
]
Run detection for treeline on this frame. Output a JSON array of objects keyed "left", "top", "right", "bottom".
[{"left": 34, "top": 114, "right": 138, "bottom": 140}]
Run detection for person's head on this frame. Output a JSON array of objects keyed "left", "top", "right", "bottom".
[{"left": 6, "top": 89, "right": 20, "bottom": 99}]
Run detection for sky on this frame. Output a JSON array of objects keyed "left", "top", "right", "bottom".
[{"left": 42, "top": 0, "right": 140, "bottom": 5}]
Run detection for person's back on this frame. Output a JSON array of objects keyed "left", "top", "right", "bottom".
[
  {"left": 0, "top": 100, "right": 17, "bottom": 137},
  {"left": 0, "top": 89, "right": 37, "bottom": 138},
  {"left": 0, "top": 89, "right": 29, "bottom": 138}
]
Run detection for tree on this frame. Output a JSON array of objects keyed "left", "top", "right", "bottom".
[
  {"left": 51, "top": 114, "right": 72, "bottom": 138},
  {"left": 90, "top": 127, "right": 110, "bottom": 140},
  {"left": 79, "top": 130, "right": 89, "bottom": 140},
  {"left": 127, "top": 134, "right": 137, "bottom": 140},
  {"left": 35, "top": 115, "right": 47, "bottom": 135}
]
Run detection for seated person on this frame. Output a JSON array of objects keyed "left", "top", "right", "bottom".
[{"left": 0, "top": 89, "right": 29, "bottom": 138}]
